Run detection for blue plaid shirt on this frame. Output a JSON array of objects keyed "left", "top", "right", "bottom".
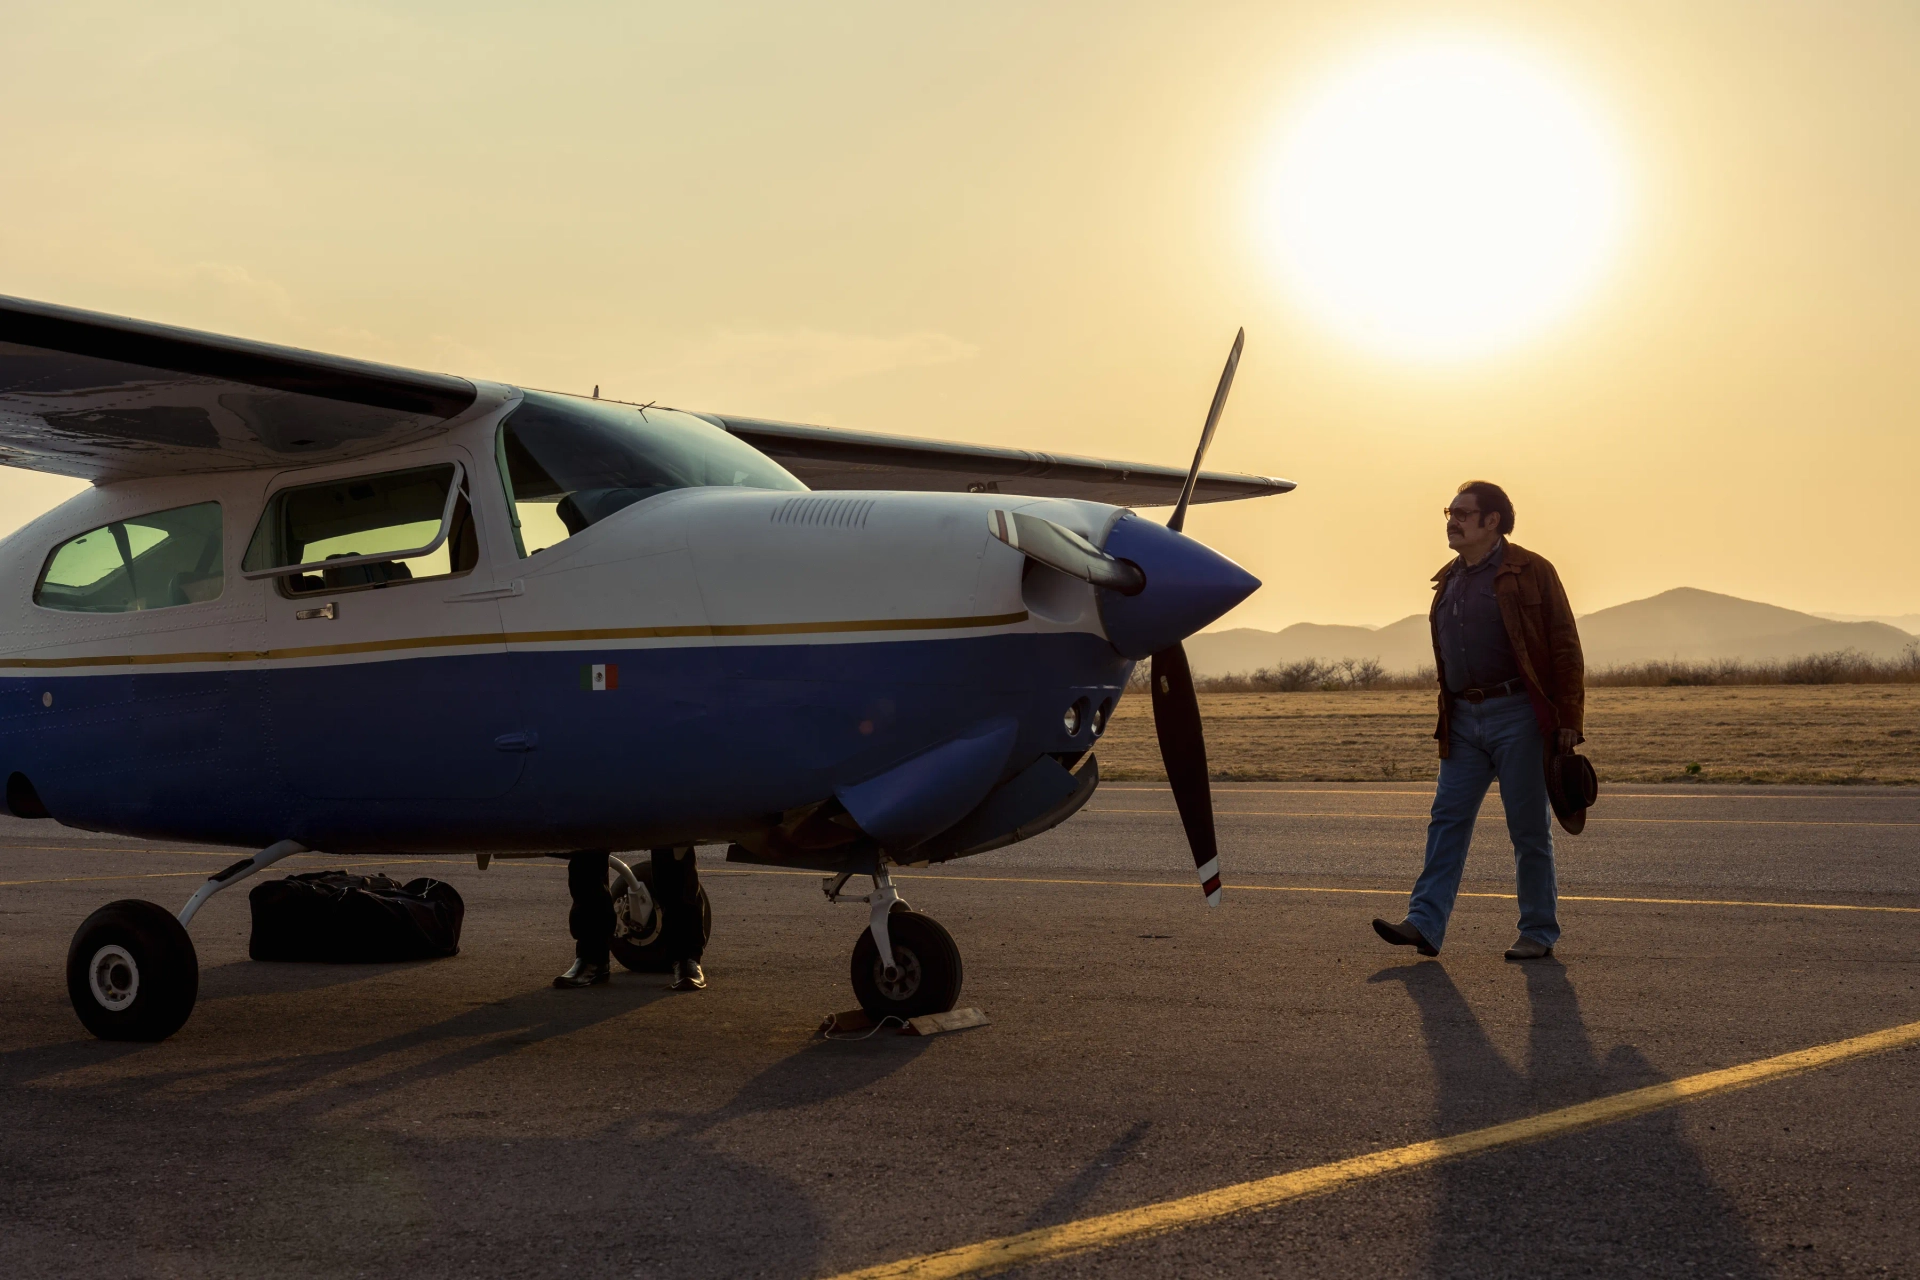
[{"left": 1438, "top": 539, "right": 1522, "bottom": 694}]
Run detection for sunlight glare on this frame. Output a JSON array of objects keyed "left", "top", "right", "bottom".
[{"left": 1259, "top": 37, "right": 1631, "bottom": 362}]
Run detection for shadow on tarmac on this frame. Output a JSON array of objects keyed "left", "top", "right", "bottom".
[
  {"left": 1370, "top": 959, "right": 1768, "bottom": 1278},
  {"left": 198, "top": 955, "right": 441, "bottom": 1000},
  {"left": 0, "top": 973, "right": 672, "bottom": 1096},
  {"left": 1019, "top": 1118, "right": 1154, "bottom": 1231},
  {"left": 0, "top": 976, "right": 840, "bottom": 1279},
  {"left": 687, "top": 1031, "right": 930, "bottom": 1134}
]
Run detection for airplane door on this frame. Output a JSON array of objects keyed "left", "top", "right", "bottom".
[{"left": 251, "top": 448, "right": 526, "bottom": 801}]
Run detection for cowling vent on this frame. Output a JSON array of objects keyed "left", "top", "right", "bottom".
[{"left": 769, "top": 497, "right": 876, "bottom": 529}]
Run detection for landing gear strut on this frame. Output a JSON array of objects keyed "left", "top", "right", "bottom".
[
  {"left": 67, "top": 839, "right": 306, "bottom": 1041},
  {"left": 825, "top": 866, "right": 963, "bottom": 1020},
  {"left": 607, "top": 853, "right": 712, "bottom": 974}
]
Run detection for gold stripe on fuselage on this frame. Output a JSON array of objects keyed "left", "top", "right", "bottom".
[{"left": 0, "top": 610, "right": 1033, "bottom": 670}]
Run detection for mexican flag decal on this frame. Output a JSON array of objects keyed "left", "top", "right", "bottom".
[{"left": 580, "top": 663, "right": 619, "bottom": 691}]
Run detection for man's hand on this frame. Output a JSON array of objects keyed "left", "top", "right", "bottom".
[{"left": 1555, "top": 728, "right": 1580, "bottom": 755}]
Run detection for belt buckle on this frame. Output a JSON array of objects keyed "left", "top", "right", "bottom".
[{"left": 1462, "top": 688, "right": 1485, "bottom": 705}]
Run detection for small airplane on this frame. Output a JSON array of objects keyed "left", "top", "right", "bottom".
[{"left": 0, "top": 293, "right": 1292, "bottom": 1041}]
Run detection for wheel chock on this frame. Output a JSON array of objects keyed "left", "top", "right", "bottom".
[
  {"left": 819, "top": 1008, "right": 874, "bottom": 1035},
  {"left": 817, "top": 1006, "right": 990, "bottom": 1038},
  {"left": 905, "top": 1007, "right": 989, "bottom": 1036}
]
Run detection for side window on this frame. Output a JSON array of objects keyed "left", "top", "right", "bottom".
[
  {"left": 35, "top": 502, "right": 224, "bottom": 614},
  {"left": 242, "top": 464, "right": 478, "bottom": 596}
]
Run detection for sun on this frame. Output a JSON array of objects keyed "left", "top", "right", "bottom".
[{"left": 1258, "top": 37, "right": 1631, "bottom": 362}]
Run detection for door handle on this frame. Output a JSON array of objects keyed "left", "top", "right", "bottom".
[
  {"left": 493, "top": 732, "right": 539, "bottom": 753},
  {"left": 448, "top": 581, "right": 524, "bottom": 603}
]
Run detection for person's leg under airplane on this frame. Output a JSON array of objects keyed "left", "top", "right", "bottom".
[
  {"left": 555, "top": 849, "right": 614, "bottom": 988},
  {"left": 653, "top": 846, "right": 708, "bottom": 991}
]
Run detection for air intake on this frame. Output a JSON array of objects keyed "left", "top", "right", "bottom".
[{"left": 769, "top": 497, "right": 876, "bottom": 529}]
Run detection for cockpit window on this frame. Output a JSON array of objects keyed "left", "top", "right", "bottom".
[{"left": 498, "top": 391, "right": 805, "bottom": 555}]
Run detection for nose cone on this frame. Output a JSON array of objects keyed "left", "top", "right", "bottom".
[{"left": 1095, "top": 514, "right": 1261, "bottom": 659}]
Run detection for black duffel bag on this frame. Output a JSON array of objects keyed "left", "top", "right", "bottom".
[{"left": 249, "top": 871, "right": 464, "bottom": 962}]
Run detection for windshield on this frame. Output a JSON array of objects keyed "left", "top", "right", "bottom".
[{"left": 499, "top": 391, "right": 805, "bottom": 554}]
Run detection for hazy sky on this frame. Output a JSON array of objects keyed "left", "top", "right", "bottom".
[{"left": 4, "top": 2, "right": 1916, "bottom": 629}]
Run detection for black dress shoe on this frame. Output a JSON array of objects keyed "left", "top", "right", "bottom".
[
  {"left": 553, "top": 958, "right": 610, "bottom": 988},
  {"left": 1372, "top": 917, "right": 1439, "bottom": 957},
  {"left": 671, "top": 959, "right": 708, "bottom": 991}
]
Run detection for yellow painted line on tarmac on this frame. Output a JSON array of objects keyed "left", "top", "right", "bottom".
[
  {"left": 23, "top": 851, "right": 1902, "bottom": 914},
  {"left": 0, "top": 870, "right": 221, "bottom": 888},
  {"left": 3, "top": 845, "right": 262, "bottom": 857},
  {"left": 0, "top": 857, "right": 451, "bottom": 890},
  {"left": 718, "top": 867, "right": 1920, "bottom": 915},
  {"left": 1087, "top": 807, "right": 1920, "bottom": 829},
  {"left": 1105, "top": 786, "right": 1920, "bottom": 803},
  {"left": 821, "top": 1016, "right": 1920, "bottom": 1280}
]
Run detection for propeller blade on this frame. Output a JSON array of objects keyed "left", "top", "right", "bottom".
[
  {"left": 988, "top": 509, "right": 1145, "bottom": 594},
  {"left": 1149, "top": 640, "right": 1220, "bottom": 906},
  {"left": 1167, "top": 327, "right": 1245, "bottom": 535}
]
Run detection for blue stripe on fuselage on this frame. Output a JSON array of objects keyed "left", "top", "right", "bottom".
[{"left": 1, "top": 632, "right": 1130, "bottom": 854}]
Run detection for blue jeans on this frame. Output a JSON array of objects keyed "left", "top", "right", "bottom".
[{"left": 1406, "top": 694, "right": 1559, "bottom": 952}]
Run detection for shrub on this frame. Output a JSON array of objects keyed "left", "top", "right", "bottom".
[{"left": 1186, "top": 646, "right": 1920, "bottom": 692}]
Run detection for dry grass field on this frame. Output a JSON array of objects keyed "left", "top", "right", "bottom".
[{"left": 1096, "top": 684, "right": 1920, "bottom": 784}]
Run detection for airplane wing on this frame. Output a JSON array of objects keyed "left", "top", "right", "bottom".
[
  {"left": 0, "top": 293, "right": 1295, "bottom": 506},
  {"left": 0, "top": 294, "right": 478, "bottom": 482},
  {"left": 705, "top": 415, "right": 1295, "bottom": 507}
]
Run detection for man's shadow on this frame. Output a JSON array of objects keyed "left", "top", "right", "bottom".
[{"left": 1370, "top": 960, "right": 1767, "bottom": 1278}]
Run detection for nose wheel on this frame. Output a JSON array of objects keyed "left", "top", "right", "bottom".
[
  {"left": 850, "top": 907, "right": 963, "bottom": 1019},
  {"left": 828, "top": 868, "right": 963, "bottom": 1020}
]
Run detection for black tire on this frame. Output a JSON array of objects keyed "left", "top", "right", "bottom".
[
  {"left": 608, "top": 860, "right": 712, "bottom": 974},
  {"left": 849, "top": 908, "right": 962, "bottom": 1020},
  {"left": 66, "top": 900, "right": 199, "bottom": 1041}
]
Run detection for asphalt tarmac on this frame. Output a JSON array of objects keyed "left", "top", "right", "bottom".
[{"left": 3, "top": 782, "right": 1918, "bottom": 1279}]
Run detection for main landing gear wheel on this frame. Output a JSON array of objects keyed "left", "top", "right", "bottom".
[
  {"left": 850, "top": 907, "right": 963, "bottom": 1020},
  {"left": 66, "top": 900, "right": 199, "bottom": 1041},
  {"left": 608, "top": 860, "right": 712, "bottom": 974}
]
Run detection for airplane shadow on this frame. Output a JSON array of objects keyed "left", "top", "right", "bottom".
[
  {"left": 0, "top": 972, "right": 672, "bottom": 1099},
  {"left": 197, "top": 956, "right": 442, "bottom": 1000},
  {"left": 1368, "top": 960, "right": 1768, "bottom": 1277},
  {"left": 685, "top": 1031, "right": 932, "bottom": 1136},
  {"left": 0, "top": 976, "right": 833, "bottom": 1279}
]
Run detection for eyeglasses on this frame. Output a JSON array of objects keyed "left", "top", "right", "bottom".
[{"left": 1442, "top": 506, "right": 1483, "bottom": 521}]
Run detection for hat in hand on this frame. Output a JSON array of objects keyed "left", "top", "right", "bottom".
[{"left": 1546, "top": 748, "right": 1598, "bottom": 835}]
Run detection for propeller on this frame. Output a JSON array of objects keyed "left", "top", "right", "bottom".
[{"left": 1155, "top": 327, "right": 1243, "bottom": 907}]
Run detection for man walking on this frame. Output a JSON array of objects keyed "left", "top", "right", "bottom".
[{"left": 1372, "top": 481, "right": 1585, "bottom": 961}]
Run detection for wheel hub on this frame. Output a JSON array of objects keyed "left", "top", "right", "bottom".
[
  {"left": 873, "top": 945, "right": 922, "bottom": 1001},
  {"left": 614, "top": 883, "right": 662, "bottom": 947},
  {"left": 88, "top": 944, "right": 139, "bottom": 1011}
]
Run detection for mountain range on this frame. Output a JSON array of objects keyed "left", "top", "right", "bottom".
[{"left": 1187, "top": 587, "right": 1919, "bottom": 679}]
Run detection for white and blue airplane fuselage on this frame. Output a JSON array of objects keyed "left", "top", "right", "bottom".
[{"left": 0, "top": 294, "right": 1287, "bottom": 1039}]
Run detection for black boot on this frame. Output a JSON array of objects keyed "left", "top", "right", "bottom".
[
  {"left": 671, "top": 959, "right": 707, "bottom": 991},
  {"left": 1371, "top": 917, "right": 1439, "bottom": 957},
  {"left": 554, "top": 958, "right": 610, "bottom": 988}
]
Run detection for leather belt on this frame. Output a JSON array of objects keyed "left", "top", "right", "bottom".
[{"left": 1455, "top": 677, "right": 1527, "bottom": 705}]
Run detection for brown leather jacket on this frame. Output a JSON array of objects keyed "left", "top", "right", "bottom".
[{"left": 1429, "top": 540, "right": 1584, "bottom": 757}]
